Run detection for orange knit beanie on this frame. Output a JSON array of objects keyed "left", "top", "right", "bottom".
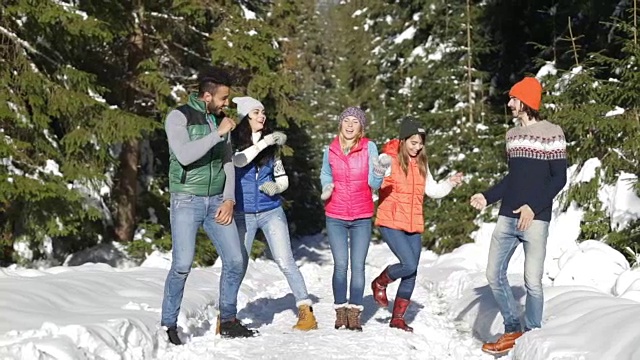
[{"left": 509, "top": 77, "right": 542, "bottom": 110}]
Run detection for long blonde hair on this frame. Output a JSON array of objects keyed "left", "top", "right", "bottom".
[{"left": 398, "top": 136, "right": 428, "bottom": 178}]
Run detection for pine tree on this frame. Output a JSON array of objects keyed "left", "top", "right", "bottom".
[
  {"left": 207, "top": 0, "right": 326, "bottom": 241},
  {"left": 0, "top": 1, "right": 157, "bottom": 263},
  {"left": 341, "top": 0, "right": 504, "bottom": 251},
  {"left": 538, "top": 2, "right": 640, "bottom": 259},
  {"left": 0, "top": 0, "right": 232, "bottom": 264},
  {"left": 3, "top": 0, "right": 639, "bottom": 266}
]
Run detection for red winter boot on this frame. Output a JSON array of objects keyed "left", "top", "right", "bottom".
[
  {"left": 389, "top": 297, "right": 413, "bottom": 332},
  {"left": 371, "top": 267, "right": 394, "bottom": 307}
]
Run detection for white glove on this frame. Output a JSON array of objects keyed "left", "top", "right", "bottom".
[
  {"left": 378, "top": 153, "right": 392, "bottom": 167},
  {"left": 272, "top": 132, "right": 287, "bottom": 145},
  {"left": 263, "top": 131, "right": 287, "bottom": 146},
  {"left": 320, "top": 183, "right": 334, "bottom": 201},
  {"left": 373, "top": 154, "right": 392, "bottom": 177},
  {"left": 259, "top": 181, "right": 282, "bottom": 196}
]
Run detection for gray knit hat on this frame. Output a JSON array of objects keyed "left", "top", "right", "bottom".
[
  {"left": 232, "top": 96, "right": 264, "bottom": 120},
  {"left": 339, "top": 106, "right": 367, "bottom": 128}
]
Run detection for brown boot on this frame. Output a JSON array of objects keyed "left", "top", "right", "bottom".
[
  {"left": 371, "top": 267, "right": 394, "bottom": 307},
  {"left": 346, "top": 305, "right": 363, "bottom": 331},
  {"left": 293, "top": 300, "right": 318, "bottom": 331},
  {"left": 481, "top": 332, "right": 523, "bottom": 355},
  {"left": 389, "top": 297, "right": 413, "bottom": 332},
  {"left": 215, "top": 314, "right": 221, "bottom": 335},
  {"left": 334, "top": 304, "right": 348, "bottom": 330}
]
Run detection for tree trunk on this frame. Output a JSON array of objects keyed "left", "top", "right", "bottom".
[
  {"left": 113, "top": 3, "right": 145, "bottom": 243},
  {"left": 0, "top": 213, "right": 14, "bottom": 266},
  {"left": 466, "top": 0, "right": 473, "bottom": 124},
  {"left": 114, "top": 139, "right": 140, "bottom": 242}
]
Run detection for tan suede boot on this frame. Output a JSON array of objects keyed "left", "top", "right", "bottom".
[
  {"left": 293, "top": 300, "right": 318, "bottom": 331},
  {"left": 346, "top": 305, "right": 363, "bottom": 331},
  {"left": 334, "top": 304, "right": 348, "bottom": 330}
]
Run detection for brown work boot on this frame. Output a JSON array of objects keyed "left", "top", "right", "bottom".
[
  {"left": 293, "top": 300, "right": 318, "bottom": 331},
  {"left": 215, "top": 314, "right": 221, "bottom": 335},
  {"left": 334, "top": 304, "right": 348, "bottom": 330},
  {"left": 346, "top": 305, "right": 363, "bottom": 331},
  {"left": 481, "top": 332, "right": 524, "bottom": 355}
]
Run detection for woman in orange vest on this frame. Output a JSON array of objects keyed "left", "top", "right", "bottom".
[{"left": 371, "top": 117, "right": 463, "bottom": 332}]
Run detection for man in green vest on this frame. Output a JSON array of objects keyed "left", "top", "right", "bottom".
[{"left": 161, "top": 69, "right": 256, "bottom": 344}]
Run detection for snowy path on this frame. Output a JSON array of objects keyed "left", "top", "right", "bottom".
[
  {"left": 4, "top": 172, "right": 640, "bottom": 359},
  {"left": 3, "top": 230, "right": 640, "bottom": 359},
  {"left": 157, "top": 236, "right": 492, "bottom": 360}
]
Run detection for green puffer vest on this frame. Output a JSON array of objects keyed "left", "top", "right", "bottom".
[{"left": 168, "top": 104, "right": 226, "bottom": 196}]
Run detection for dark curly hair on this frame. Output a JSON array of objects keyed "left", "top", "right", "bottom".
[
  {"left": 520, "top": 103, "right": 541, "bottom": 120},
  {"left": 231, "top": 114, "right": 276, "bottom": 166}
]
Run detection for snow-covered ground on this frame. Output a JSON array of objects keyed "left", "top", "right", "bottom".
[{"left": 1, "top": 161, "right": 640, "bottom": 359}]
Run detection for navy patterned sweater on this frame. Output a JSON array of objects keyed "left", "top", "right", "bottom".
[{"left": 482, "top": 120, "right": 567, "bottom": 222}]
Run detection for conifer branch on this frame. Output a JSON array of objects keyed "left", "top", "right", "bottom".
[
  {"left": 147, "top": 12, "right": 209, "bottom": 38},
  {"left": 169, "top": 41, "right": 212, "bottom": 61},
  {"left": 0, "top": 25, "right": 59, "bottom": 67},
  {"left": 146, "top": 33, "right": 187, "bottom": 67},
  {"left": 568, "top": 17, "right": 580, "bottom": 66}
]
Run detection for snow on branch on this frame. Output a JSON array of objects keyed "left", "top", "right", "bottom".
[
  {"left": 51, "top": 0, "right": 89, "bottom": 20},
  {"left": 0, "top": 26, "right": 59, "bottom": 66}
]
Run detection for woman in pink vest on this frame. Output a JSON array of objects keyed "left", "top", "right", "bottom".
[{"left": 320, "top": 106, "right": 389, "bottom": 331}]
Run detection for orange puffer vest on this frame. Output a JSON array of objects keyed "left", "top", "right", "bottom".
[{"left": 375, "top": 139, "right": 426, "bottom": 233}]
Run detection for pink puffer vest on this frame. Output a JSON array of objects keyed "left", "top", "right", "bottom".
[{"left": 325, "top": 137, "right": 373, "bottom": 221}]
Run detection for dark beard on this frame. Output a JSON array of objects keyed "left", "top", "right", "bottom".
[{"left": 207, "top": 103, "right": 219, "bottom": 115}]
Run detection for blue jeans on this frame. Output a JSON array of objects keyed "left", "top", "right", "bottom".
[
  {"left": 378, "top": 226, "right": 422, "bottom": 300},
  {"left": 486, "top": 215, "right": 549, "bottom": 333},
  {"left": 161, "top": 193, "right": 246, "bottom": 327},
  {"left": 235, "top": 206, "right": 309, "bottom": 304},
  {"left": 326, "top": 216, "right": 372, "bottom": 306}
]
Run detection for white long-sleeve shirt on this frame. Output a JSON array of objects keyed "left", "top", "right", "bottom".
[
  {"left": 424, "top": 167, "right": 453, "bottom": 198},
  {"left": 384, "top": 163, "right": 453, "bottom": 199}
]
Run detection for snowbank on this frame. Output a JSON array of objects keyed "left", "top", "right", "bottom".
[
  {"left": 514, "top": 287, "right": 640, "bottom": 360},
  {"left": 0, "top": 256, "right": 217, "bottom": 359},
  {"left": 0, "top": 158, "right": 639, "bottom": 359},
  {"left": 436, "top": 163, "right": 640, "bottom": 359}
]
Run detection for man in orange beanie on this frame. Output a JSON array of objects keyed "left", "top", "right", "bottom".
[{"left": 469, "top": 76, "right": 567, "bottom": 355}]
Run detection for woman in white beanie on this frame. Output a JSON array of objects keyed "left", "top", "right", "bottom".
[{"left": 230, "top": 96, "right": 318, "bottom": 331}]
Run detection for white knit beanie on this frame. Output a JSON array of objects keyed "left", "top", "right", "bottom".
[{"left": 232, "top": 96, "right": 264, "bottom": 120}]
